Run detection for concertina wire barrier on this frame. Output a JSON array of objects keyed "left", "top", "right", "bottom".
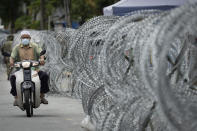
[{"left": 0, "top": 0, "right": 197, "bottom": 130}]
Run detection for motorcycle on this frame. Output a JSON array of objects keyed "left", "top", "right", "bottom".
[{"left": 12, "top": 50, "right": 46, "bottom": 117}]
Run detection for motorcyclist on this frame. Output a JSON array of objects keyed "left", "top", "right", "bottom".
[
  {"left": 9, "top": 31, "right": 49, "bottom": 106},
  {"left": 1, "top": 34, "right": 14, "bottom": 80}
]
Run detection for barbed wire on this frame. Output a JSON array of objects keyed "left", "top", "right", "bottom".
[{"left": 0, "top": 0, "right": 196, "bottom": 130}]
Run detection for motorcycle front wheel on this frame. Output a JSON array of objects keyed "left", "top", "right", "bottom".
[{"left": 24, "top": 90, "right": 33, "bottom": 117}]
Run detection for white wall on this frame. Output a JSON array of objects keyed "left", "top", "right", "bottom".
[{"left": 0, "top": 18, "right": 4, "bottom": 29}]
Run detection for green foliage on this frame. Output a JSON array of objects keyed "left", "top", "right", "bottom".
[
  {"left": 15, "top": 15, "right": 40, "bottom": 31},
  {"left": 28, "top": 0, "right": 62, "bottom": 17},
  {"left": 45, "top": 0, "right": 62, "bottom": 15},
  {"left": 71, "top": 0, "right": 119, "bottom": 23},
  {"left": 0, "top": 0, "right": 23, "bottom": 30},
  {"left": 28, "top": 0, "right": 40, "bottom": 15},
  {"left": 0, "top": 0, "right": 119, "bottom": 31},
  {"left": 30, "top": 20, "right": 40, "bottom": 29},
  {"left": 71, "top": 0, "right": 94, "bottom": 22}
]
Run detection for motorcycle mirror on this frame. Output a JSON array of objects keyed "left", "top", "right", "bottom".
[
  {"left": 40, "top": 50, "right": 46, "bottom": 56},
  {"left": 2, "top": 52, "right": 11, "bottom": 57}
]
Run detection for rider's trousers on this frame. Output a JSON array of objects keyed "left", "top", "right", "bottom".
[{"left": 10, "top": 70, "right": 49, "bottom": 96}]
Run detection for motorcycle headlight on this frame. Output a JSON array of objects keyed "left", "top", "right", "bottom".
[
  {"left": 22, "top": 62, "right": 31, "bottom": 68},
  {"left": 22, "top": 81, "right": 32, "bottom": 89}
]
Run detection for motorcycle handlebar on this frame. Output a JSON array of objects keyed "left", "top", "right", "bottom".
[{"left": 14, "top": 60, "right": 41, "bottom": 68}]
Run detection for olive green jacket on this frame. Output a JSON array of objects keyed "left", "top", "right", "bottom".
[
  {"left": 1, "top": 40, "right": 13, "bottom": 54},
  {"left": 11, "top": 42, "right": 42, "bottom": 62}
]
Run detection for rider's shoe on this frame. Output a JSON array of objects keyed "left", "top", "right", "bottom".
[
  {"left": 13, "top": 99, "right": 18, "bottom": 106},
  {"left": 41, "top": 97, "right": 48, "bottom": 104}
]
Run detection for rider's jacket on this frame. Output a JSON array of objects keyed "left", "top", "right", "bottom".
[
  {"left": 1, "top": 40, "right": 13, "bottom": 55},
  {"left": 11, "top": 42, "right": 42, "bottom": 62}
]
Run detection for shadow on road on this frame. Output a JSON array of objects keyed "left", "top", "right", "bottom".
[{"left": 8, "top": 114, "right": 63, "bottom": 118}]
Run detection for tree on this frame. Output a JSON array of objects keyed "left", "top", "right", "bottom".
[
  {"left": 40, "top": 0, "right": 46, "bottom": 29},
  {"left": 70, "top": 0, "right": 119, "bottom": 24},
  {"left": 64, "top": 0, "right": 71, "bottom": 27},
  {"left": 0, "top": 0, "right": 24, "bottom": 32},
  {"left": 0, "top": 0, "right": 119, "bottom": 31}
]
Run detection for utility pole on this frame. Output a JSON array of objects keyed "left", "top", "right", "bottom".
[
  {"left": 64, "top": 0, "right": 71, "bottom": 28},
  {"left": 40, "top": 0, "right": 45, "bottom": 30}
]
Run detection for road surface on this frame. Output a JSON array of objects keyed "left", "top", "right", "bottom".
[{"left": 0, "top": 67, "right": 85, "bottom": 131}]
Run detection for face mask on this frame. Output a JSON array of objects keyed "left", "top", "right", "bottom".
[{"left": 22, "top": 38, "right": 30, "bottom": 45}]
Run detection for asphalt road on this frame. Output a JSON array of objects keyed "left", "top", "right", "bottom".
[{"left": 0, "top": 67, "right": 85, "bottom": 131}]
